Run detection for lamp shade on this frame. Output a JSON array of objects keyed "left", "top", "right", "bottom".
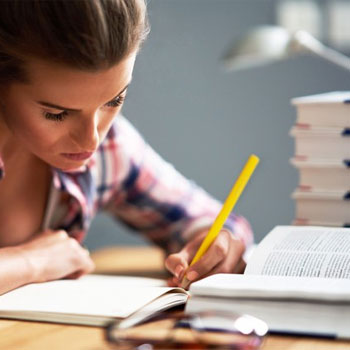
[{"left": 223, "top": 25, "right": 350, "bottom": 72}]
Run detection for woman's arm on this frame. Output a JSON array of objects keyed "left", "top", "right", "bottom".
[
  {"left": 0, "top": 245, "right": 34, "bottom": 295},
  {"left": 0, "top": 230, "right": 94, "bottom": 295},
  {"left": 101, "top": 116, "right": 253, "bottom": 284},
  {"left": 102, "top": 116, "right": 252, "bottom": 252}
]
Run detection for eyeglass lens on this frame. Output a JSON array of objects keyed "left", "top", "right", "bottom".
[{"left": 106, "top": 311, "right": 267, "bottom": 350}]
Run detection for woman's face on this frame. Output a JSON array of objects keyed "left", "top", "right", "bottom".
[{"left": 0, "top": 54, "right": 136, "bottom": 171}]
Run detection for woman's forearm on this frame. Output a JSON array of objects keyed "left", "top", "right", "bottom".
[
  {"left": 0, "top": 230, "right": 95, "bottom": 295},
  {"left": 0, "top": 245, "right": 33, "bottom": 295}
]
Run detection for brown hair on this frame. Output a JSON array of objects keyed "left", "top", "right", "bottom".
[{"left": 0, "top": 0, "right": 149, "bottom": 84}]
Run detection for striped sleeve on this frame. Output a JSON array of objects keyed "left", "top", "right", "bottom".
[{"left": 101, "top": 116, "right": 254, "bottom": 253}]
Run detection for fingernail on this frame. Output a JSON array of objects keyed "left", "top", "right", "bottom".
[
  {"left": 187, "top": 270, "right": 198, "bottom": 281},
  {"left": 175, "top": 265, "right": 183, "bottom": 278}
]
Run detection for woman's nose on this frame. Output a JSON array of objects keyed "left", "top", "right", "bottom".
[{"left": 70, "top": 114, "right": 99, "bottom": 151}]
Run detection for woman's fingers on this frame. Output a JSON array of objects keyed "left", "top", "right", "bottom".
[
  {"left": 166, "top": 229, "right": 245, "bottom": 287},
  {"left": 166, "top": 276, "right": 179, "bottom": 287},
  {"left": 164, "top": 233, "right": 206, "bottom": 280},
  {"left": 185, "top": 230, "right": 231, "bottom": 282},
  {"left": 204, "top": 240, "right": 245, "bottom": 277},
  {"left": 165, "top": 250, "right": 190, "bottom": 281},
  {"left": 21, "top": 230, "right": 95, "bottom": 283}
]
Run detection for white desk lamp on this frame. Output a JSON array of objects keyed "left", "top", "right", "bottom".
[{"left": 222, "top": 25, "right": 350, "bottom": 71}]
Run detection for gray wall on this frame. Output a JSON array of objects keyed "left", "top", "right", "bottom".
[{"left": 85, "top": 0, "right": 350, "bottom": 251}]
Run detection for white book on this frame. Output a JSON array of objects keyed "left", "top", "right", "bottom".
[
  {"left": 292, "top": 189, "right": 350, "bottom": 225},
  {"left": 290, "top": 125, "right": 350, "bottom": 159},
  {"left": 292, "top": 91, "right": 350, "bottom": 128},
  {"left": 0, "top": 275, "right": 188, "bottom": 327},
  {"left": 290, "top": 157, "right": 350, "bottom": 191},
  {"left": 187, "top": 226, "right": 350, "bottom": 338},
  {"left": 293, "top": 218, "right": 349, "bottom": 227}
]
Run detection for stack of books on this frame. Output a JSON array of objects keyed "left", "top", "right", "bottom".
[{"left": 290, "top": 91, "right": 350, "bottom": 227}]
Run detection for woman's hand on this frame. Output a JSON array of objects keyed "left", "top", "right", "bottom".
[
  {"left": 19, "top": 229, "right": 95, "bottom": 283},
  {"left": 165, "top": 229, "right": 246, "bottom": 288}
]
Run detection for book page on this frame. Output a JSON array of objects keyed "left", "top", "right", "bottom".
[
  {"left": 189, "top": 274, "right": 350, "bottom": 301},
  {"left": 245, "top": 226, "right": 350, "bottom": 278}
]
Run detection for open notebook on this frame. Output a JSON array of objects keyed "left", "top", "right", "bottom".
[{"left": 0, "top": 275, "right": 189, "bottom": 327}]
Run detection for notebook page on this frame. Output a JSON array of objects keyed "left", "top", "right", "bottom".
[{"left": 0, "top": 275, "right": 169, "bottom": 318}]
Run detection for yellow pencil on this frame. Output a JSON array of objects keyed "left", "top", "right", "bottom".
[{"left": 181, "top": 154, "right": 260, "bottom": 289}]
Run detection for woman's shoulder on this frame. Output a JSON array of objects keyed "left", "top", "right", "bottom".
[
  {"left": 89, "top": 114, "right": 145, "bottom": 191},
  {"left": 96, "top": 114, "right": 146, "bottom": 163}
]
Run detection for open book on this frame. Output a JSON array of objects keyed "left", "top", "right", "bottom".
[
  {"left": 0, "top": 275, "right": 188, "bottom": 327},
  {"left": 187, "top": 225, "right": 350, "bottom": 338}
]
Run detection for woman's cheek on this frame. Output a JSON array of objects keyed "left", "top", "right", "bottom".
[{"left": 12, "top": 110, "right": 62, "bottom": 153}]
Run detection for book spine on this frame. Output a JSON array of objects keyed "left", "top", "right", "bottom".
[
  {"left": 342, "top": 128, "right": 350, "bottom": 136},
  {"left": 344, "top": 159, "right": 350, "bottom": 167}
]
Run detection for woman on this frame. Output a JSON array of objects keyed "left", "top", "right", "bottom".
[{"left": 0, "top": 0, "right": 253, "bottom": 294}]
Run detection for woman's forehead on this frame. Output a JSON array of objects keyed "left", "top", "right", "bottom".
[
  {"left": 25, "top": 55, "right": 135, "bottom": 86},
  {"left": 15, "top": 55, "right": 136, "bottom": 107}
]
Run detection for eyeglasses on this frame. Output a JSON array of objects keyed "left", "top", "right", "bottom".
[{"left": 105, "top": 310, "right": 268, "bottom": 350}]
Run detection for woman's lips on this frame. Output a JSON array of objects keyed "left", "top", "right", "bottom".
[{"left": 61, "top": 152, "right": 93, "bottom": 161}]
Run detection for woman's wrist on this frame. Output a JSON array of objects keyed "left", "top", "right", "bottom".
[
  {"left": 0, "top": 245, "right": 36, "bottom": 295},
  {"left": 13, "top": 245, "right": 38, "bottom": 285},
  {"left": 221, "top": 228, "right": 246, "bottom": 250}
]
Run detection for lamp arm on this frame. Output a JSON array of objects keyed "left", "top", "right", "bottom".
[{"left": 290, "top": 31, "right": 350, "bottom": 71}]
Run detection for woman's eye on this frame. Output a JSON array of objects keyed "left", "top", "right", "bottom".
[
  {"left": 43, "top": 94, "right": 126, "bottom": 122},
  {"left": 44, "top": 110, "right": 68, "bottom": 122},
  {"left": 105, "top": 95, "right": 126, "bottom": 108}
]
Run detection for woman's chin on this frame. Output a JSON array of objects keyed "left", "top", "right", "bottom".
[{"left": 51, "top": 157, "right": 88, "bottom": 172}]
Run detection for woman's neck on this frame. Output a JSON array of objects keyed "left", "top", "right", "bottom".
[{"left": 0, "top": 119, "right": 38, "bottom": 170}]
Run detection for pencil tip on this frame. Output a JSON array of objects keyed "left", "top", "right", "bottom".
[{"left": 181, "top": 277, "right": 191, "bottom": 290}]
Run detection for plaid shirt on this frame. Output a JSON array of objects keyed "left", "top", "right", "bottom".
[{"left": 0, "top": 115, "right": 253, "bottom": 253}]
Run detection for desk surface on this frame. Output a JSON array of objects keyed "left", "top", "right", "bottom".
[{"left": 0, "top": 246, "right": 349, "bottom": 350}]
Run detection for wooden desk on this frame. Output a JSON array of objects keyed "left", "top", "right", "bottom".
[{"left": 0, "top": 246, "right": 349, "bottom": 350}]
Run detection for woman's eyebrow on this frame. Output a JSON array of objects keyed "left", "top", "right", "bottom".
[{"left": 36, "top": 83, "right": 130, "bottom": 111}]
